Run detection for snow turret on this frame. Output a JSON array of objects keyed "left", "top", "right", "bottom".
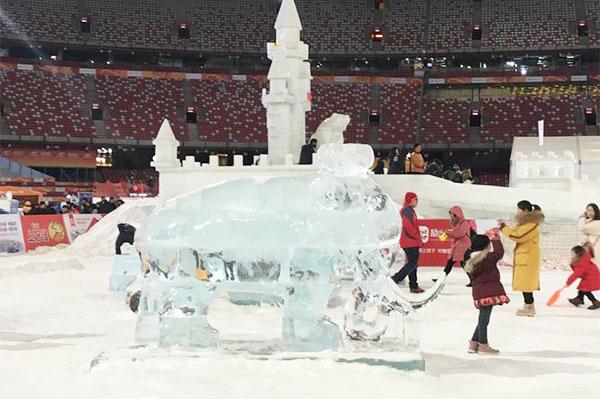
[
  {"left": 151, "top": 118, "right": 180, "bottom": 170},
  {"left": 262, "top": 0, "right": 312, "bottom": 165}
]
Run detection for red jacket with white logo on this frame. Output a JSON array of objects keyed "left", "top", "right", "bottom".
[{"left": 400, "top": 206, "right": 423, "bottom": 249}]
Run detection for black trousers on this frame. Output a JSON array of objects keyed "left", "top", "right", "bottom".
[
  {"left": 392, "top": 247, "right": 420, "bottom": 289},
  {"left": 523, "top": 292, "right": 534, "bottom": 304},
  {"left": 576, "top": 291, "right": 598, "bottom": 303},
  {"left": 472, "top": 306, "right": 493, "bottom": 344},
  {"left": 443, "top": 258, "right": 465, "bottom": 275}
]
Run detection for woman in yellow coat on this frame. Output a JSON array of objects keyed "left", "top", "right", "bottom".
[{"left": 499, "top": 201, "right": 544, "bottom": 317}]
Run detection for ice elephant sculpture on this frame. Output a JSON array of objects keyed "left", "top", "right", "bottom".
[{"left": 134, "top": 143, "right": 445, "bottom": 351}]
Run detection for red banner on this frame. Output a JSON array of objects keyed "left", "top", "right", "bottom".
[{"left": 20, "top": 215, "right": 71, "bottom": 251}]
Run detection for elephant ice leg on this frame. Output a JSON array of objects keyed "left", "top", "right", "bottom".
[
  {"left": 159, "top": 281, "right": 219, "bottom": 349},
  {"left": 282, "top": 283, "right": 342, "bottom": 351}
]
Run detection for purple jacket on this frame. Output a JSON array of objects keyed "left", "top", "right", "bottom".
[{"left": 466, "top": 239, "right": 507, "bottom": 301}]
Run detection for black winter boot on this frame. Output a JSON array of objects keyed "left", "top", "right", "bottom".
[
  {"left": 568, "top": 297, "right": 584, "bottom": 307},
  {"left": 588, "top": 300, "right": 600, "bottom": 310}
]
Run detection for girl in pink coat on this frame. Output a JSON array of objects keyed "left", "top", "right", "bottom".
[{"left": 444, "top": 205, "right": 472, "bottom": 276}]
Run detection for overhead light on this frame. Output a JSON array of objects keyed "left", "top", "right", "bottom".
[{"left": 50, "top": 55, "right": 57, "bottom": 61}]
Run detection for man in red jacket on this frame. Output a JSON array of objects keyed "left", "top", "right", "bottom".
[{"left": 392, "top": 192, "right": 425, "bottom": 293}]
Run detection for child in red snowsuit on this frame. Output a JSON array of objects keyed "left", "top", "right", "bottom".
[{"left": 567, "top": 246, "right": 600, "bottom": 310}]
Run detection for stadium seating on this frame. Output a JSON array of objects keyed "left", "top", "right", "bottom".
[
  {"left": 586, "top": 0, "right": 600, "bottom": 45},
  {"left": 0, "top": 67, "right": 596, "bottom": 148},
  {"left": 86, "top": 0, "right": 176, "bottom": 48},
  {"left": 0, "top": 70, "right": 94, "bottom": 138},
  {"left": 378, "top": 84, "right": 420, "bottom": 145},
  {"left": 480, "top": 93, "right": 584, "bottom": 143},
  {"left": 191, "top": 79, "right": 267, "bottom": 143},
  {"left": 477, "top": 172, "right": 509, "bottom": 187},
  {"left": 0, "top": 0, "right": 80, "bottom": 43},
  {"left": 95, "top": 76, "right": 187, "bottom": 140},
  {"left": 306, "top": 83, "right": 371, "bottom": 143},
  {"left": 187, "top": 0, "right": 274, "bottom": 52},
  {"left": 421, "top": 98, "right": 472, "bottom": 145},
  {"left": 383, "top": 0, "right": 426, "bottom": 51},
  {"left": 482, "top": 0, "right": 577, "bottom": 48},
  {"left": 428, "top": 0, "right": 471, "bottom": 50},
  {"left": 297, "top": 0, "right": 374, "bottom": 54},
  {"left": 0, "top": 0, "right": 594, "bottom": 52},
  {"left": 102, "top": 168, "right": 157, "bottom": 184}
]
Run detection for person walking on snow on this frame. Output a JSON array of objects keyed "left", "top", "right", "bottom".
[
  {"left": 408, "top": 144, "right": 425, "bottom": 174},
  {"left": 499, "top": 200, "right": 543, "bottom": 317},
  {"left": 566, "top": 245, "right": 600, "bottom": 310},
  {"left": 578, "top": 203, "right": 600, "bottom": 264},
  {"left": 465, "top": 234, "right": 510, "bottom": 355},
  {"left": 443, "top": 206, "right": 472, "bottom": 278},
  {"left": 392, "top": 192, "right": 425, "bottom": 293}
]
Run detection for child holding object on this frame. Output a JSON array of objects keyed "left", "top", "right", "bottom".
[
  {"left": 567, "top": 246, "right": 600, "bottom": 310},
  {"left": 465, "top": 234, "right": 510, "bottom": 355},
  {"left": 443, "top": 205, "right": 472, "bottom": 276}
]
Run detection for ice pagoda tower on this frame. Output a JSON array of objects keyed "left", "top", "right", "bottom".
[{"left": 262, "top": 0, "right": 312, "bottom": 165}]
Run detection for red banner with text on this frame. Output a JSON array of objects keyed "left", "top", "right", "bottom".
[
  {"left": 20, "top": 215, "right": 71, "bottom": 251},
  {"left": 416, "top": 219, "right": 481, "bottom": 266}
]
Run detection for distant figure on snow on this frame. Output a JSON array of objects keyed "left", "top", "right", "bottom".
[
  {"left": 299, "top": 138, "right": 318, "bottom": 165},
  {"left": 407, "top": 143, "right": 425, "bottom": 174},
  {"left": 578, "top": 203, "right": 600, "bottom": 264},
  {"left": 387, "top": 147, "right": 403, "bottom": 174}
]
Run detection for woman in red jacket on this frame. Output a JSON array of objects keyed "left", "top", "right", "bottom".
[
  {"left": 443, "top": 205, "right": 471, "bottom": 277},
  {"left": 567, "top": 246, "right": 600, "bottom": 310},
  {"left": 464, "top": 234, "right": 510, "bottom": 355},
  {"left": 392, "top": 192, "right": 424, "bottom": 293}
]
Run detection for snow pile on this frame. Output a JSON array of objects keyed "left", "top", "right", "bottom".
[
  {"left": 67, "top": 198, "right": 158, "bottom": 257},
  {"left": 0, "top": 256, "right": 84, "bottom": 279}
]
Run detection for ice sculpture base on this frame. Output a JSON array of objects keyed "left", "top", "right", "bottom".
[
  {"left": 159, "top": 315, "right": 219, "bottom": 349},
  {"left": 135, "top": 313, "right": 159, "bottom": 345},
  {"left": 90, "top": 342, "right": 425, "bottom": 373},
  {"left": 282, "top": 316, "right": 342, "bottom": 352},
  {"left": 109, "top": 254, "right": 141, "bottom": 292}
]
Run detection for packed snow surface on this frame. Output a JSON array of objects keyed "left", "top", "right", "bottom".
[{"left": 0, "top": 250, "right": 598, "bottom": 399}]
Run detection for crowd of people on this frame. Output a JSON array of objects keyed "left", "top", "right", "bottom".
[
  {"left": 20, "top": 196, "right": 124, "bottom": 216},
  {"left": 392, "top": 193, "right": 600, "bottom": 355},
  {"left": 373, "top": 144, "right": 475, "bottom": 184}
]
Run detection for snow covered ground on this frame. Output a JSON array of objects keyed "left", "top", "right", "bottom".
[{"left": 0, "top": 251, "right": 598, "bottom": 399}]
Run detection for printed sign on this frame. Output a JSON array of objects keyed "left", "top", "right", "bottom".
[
  {"left": 414, "top": 219, "right": 479, "bottom": 266},
  {"left": 64, "top": 214, "right": 102, "bottom": 241},
  {"left": 0, "top": 214, "right": 25, "bottom": 255},
  {"left": 21, "top": 215, "right": 71, "bottom": 251}
]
